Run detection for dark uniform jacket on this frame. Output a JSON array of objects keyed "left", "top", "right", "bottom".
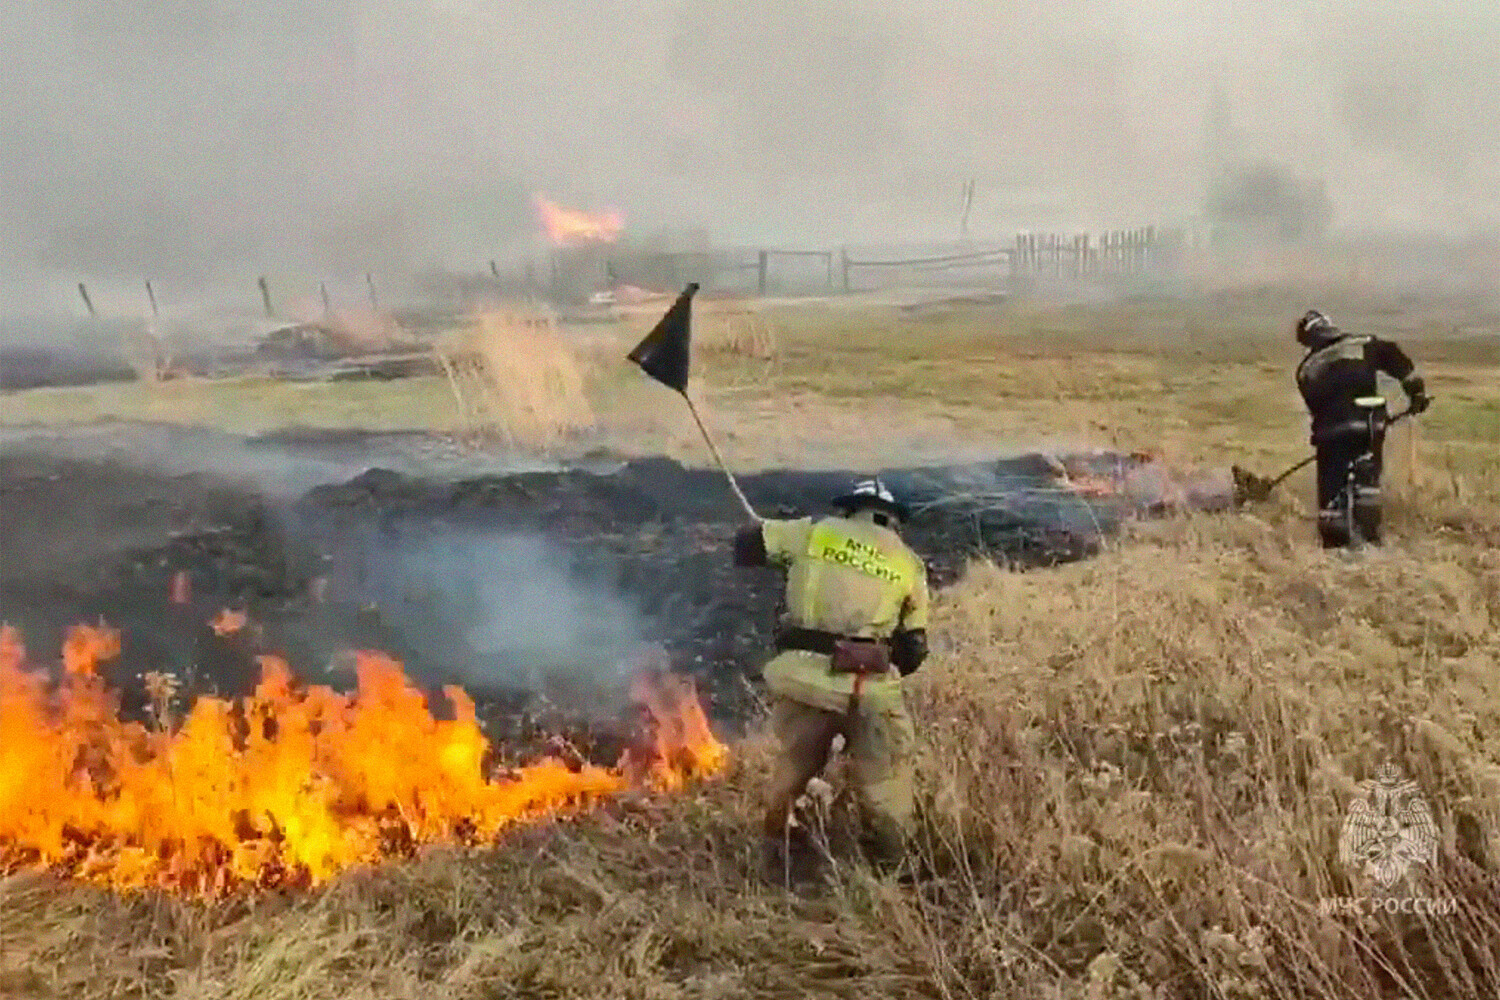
[{"left": 1295, "top": 331, "right": 1424, "bottom": 441}]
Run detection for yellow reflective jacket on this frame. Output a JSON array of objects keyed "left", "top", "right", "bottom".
[{"left": 755, "top": 514, "right": 929, "bottom": 712}]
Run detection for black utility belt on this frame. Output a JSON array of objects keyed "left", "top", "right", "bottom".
[
  {"left": 1312, "top": 419, "right": 1385, "bottom": 444},
  {"left": 774, "top": 626, "right": 888, "bottom": 655}
]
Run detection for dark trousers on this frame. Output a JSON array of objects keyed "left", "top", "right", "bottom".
[{"left": 1314, "top": 427, "right": 1385, "bottom": 548}]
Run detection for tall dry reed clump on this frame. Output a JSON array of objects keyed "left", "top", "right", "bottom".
[
  {"left": 120, "top": 320, "right": 175, "bottom": 383},
  {"left": 434, "top": 305, "right": 598, "bottom": 451},
  {"left": 696, "top": 297, "right": 779, "bottom": 364},
  {"left": 612, "top": 295, "right": 779, "bottom": 395},
  {"left": 320, "top": 308, "right": 411, "bottom": 355},
  {"left": 6, "top": 486, "right": 1500, "bottom": 1000}
]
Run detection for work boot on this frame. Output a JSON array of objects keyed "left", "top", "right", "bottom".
[
  {"left": 856, "top": 823, "right": 911, "bottom": 877},
  {"left": 847, "top": 839, "right": 931, "bottom": 886},
  {"left": 760, "top": 832, "right": 823, "bottom": 888}
]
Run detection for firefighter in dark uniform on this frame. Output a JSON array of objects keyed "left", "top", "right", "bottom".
[
  {"left": 732, "top": 478, "right": 929, "bottom": 879},
  {"left": 1294, "top": 309, "right": 1431, "bottom": 548}
]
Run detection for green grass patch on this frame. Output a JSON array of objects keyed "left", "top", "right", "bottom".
[{"left": 0, "top": 377, "right": 467, "bottom": 435}]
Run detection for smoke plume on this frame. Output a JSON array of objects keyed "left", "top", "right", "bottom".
[
  {"left": 332, "top": 522, "right": 651, "bottom": 697},
  {"left": 4, "top": 1, "right": 1500, "bottom": 299}
]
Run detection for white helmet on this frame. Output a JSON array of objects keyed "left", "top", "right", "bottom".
[
  {"left": 1296, "top": 308, "right": 1337, "bottom": 347},
  {"left": 832, "top": 477, "right": 909, "bottom": 521}
]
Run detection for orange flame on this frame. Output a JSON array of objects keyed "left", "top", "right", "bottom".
[
  {"left": 533, "top": 193, "right": 624, "bottom": 246},
  {"left": 209, "top": 609, "right": 248, "bottom": 637},
  {"left": 1045, "top": 456, "right": 1122, "bottom": 497},
  {"left": 1051, "top": 453, "right": 1199, "bottom": 509},
  {"left": 0, "top": 625, "right": 728, "bottom": 897},
  {"left": 624, "top": 668, "right": 728, "bottom": 790}
]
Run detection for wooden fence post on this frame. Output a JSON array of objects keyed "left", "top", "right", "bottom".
[
  {"left": 840, "top": 248, "right": 851, "bottom": 293},
  {"left": 366, "top": 272, "right": 379, "bottom": 311},
  {"left": 258, "top": 276, "right": 273, "bottom": 318},
  {"left": 824, "top": 251, "right": 834, "bottom": 289},
  {"left": 757, "top": 249, "right": 769, "bottom": 296},
  {"left": 77, "top": 282, "right": 95, "bottom": 317},
  {"left": 959, "top": 178, "right": 975, "bottom": 240}
]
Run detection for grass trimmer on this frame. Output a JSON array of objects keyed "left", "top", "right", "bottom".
[{"left": 1232, "top": 403, "right": 1418, "bottom": 504}]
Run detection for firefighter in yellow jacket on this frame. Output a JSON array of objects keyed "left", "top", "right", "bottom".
[{"left": 733, "top": 478, "right": 930, "bottom": 876}]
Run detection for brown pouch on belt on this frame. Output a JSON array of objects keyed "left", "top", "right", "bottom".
[{"left": 830, "top": 639, "right": 890, "bottom": 675}]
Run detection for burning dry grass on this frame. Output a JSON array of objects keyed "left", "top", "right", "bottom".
[
  {"left": 433, "top": 305, "right": 600, "bottom": 451},
  {"left": 0, "top": 623, "right": 726, "bottom": 899},
  {"left": 7, "top": 484, "right": 1500, "bottom": 998}
]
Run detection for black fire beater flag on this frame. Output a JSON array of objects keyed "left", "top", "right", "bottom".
[{"left": 626, "top": 282, "right": 698, "bottom": 394}]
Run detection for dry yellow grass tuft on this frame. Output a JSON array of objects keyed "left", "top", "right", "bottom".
[
  {"left": 696, "top": 297, "right": 779, "bottom": 363},
  {"left": 610, "top": 296, "right": 780, "bottom": 397},
  {"left": 321, "top": 307, "right": 411, "bottom": 354},
  {"left": 434, "top": 304, "right": 599, "bottom": 452},
  {"left": 280, "top": 292, "right": 412, "bottom": 355}
]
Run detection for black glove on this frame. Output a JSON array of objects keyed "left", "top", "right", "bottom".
[
  {"left": 732, "top": 525, "right": 768, "bottom": 567},
  {"left": 1408, "top": 392, "right": 1431, "bottom": 416},
  {"left": 890, "top": 629, "right": 928, "bottom": 676}
]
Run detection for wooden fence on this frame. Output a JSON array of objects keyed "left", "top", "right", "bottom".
[
  {"left": 1009, "top": 226, "right": 1186, "bottom": 280},
  {"left": 839, "top": 227, "right": 1188, "bottom": 292},
  {"left": 66, "top": 225, "right": 1192, "bottom": 322},
  {"left": 572, "top": 227, "right": 1188, "bottom": 298}
]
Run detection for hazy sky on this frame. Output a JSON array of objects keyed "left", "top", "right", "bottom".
[{"left": 3, "top": 0, "right": 1499, "bottom": 286}]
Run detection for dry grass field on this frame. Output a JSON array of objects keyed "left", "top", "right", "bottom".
[{"left": 4, "top": 287, "right": 1500, "bottom": 999}]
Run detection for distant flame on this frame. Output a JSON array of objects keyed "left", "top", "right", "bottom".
[
  {"left": 209, "top": 609, "right": 248, "bottom": 637},
  {"left": 1048, "top": 451, "right": 1229, "bottom": 511},
  {"left": 0, "top": 623, "right": 727, "bottom": 897},
  {"left": 533, "top": 193, "right": 624, "bottom": 246}
]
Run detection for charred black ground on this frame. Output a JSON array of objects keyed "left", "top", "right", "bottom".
[{"left": 0, "top": 442, "right": 1153, "bottom": 747}]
